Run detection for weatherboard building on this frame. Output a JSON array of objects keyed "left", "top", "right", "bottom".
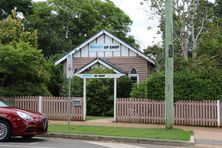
[{"left": 55, "top": 30, "right": 155, "bottom": 83}]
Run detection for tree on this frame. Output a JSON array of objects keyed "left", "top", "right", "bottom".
[
  {"left": 46, "top": 57, "right": 66, "bottom": 96},
  {"left": 197, "top": 21, "right": 222, "bottom": 67},
  {"left": 0, "top": 0, "right": 32, "bottom": 19},
  {"left": 143, "top": 0, "right": 213, "bottom": 60},
  {"left": 27, "top": 0, "right": 137, "bottom": 57},
  {"left": 197, "top": 0, "right": 222, "bottom": 68},
  {"left": 0, "top": 9, "right": 37, "bottom": 47},
  {"left": 0, "top": 42, "right": 50, "bottom": 96},
  {"left": 143, "top": 45, "right": 164, "bottom": 70},
  {"left": 117, "top": 76, "right": 132, "bottom": 98},
  {"left": 214, "top": 0, "right": 222, "bottom": 17},
  {"left": 86, "top": 68, "right": 114, "bottom": 116},
  {"left": 0, "top": 13, "right": 50, "bottom": 96}
]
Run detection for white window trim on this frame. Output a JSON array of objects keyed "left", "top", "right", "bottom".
[{"left": 129, "top": 74, "right": 139, "bottom": 84}]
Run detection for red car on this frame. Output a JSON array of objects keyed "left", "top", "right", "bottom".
[{"left": 0, "top": 99, "right": 48, "bottom": 142}]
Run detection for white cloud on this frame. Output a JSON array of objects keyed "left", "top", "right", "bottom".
[{"left": 110, "top": 0, "right": 162, "bottom": 50}]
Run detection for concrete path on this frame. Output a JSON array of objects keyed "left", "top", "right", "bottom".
[
  {"left": 86, "top": 118, "right": 113, "bottom": 123},
  {"left": 49, "top": 119, "right": 222, "bottom": 147}
]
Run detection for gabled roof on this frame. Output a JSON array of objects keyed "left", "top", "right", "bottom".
[
  {"left": 75, "top": 58, "right": 125, "bottom": 74},
  {"left": 55, "top": 30, "right": 155, "bottom": 65}
]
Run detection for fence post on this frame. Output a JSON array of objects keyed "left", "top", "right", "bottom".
[
  {"left": 114, "top": 78, "right": 117, "bottom": 122},
  {"left": 217, "top": 100, "right": 220, "bottom": 127},
  {"left": 38, "top": 96, "right": 43, "bottom": 113},
  {"left": 83, "top": 78, "right": 86, "bottom": 120}
]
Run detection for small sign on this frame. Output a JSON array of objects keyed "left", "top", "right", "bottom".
[
  {"left": 72, "top": 99, "right": 81, "bottom": 107},
  {"left": 89, "top": 44, "right": 120, "bottom": 52},
  {"left": 67, "top": 54, "right": 73, "bottom": 78},
  {"left": 168, "top": 45, "right": 173, "bottom": 58}
]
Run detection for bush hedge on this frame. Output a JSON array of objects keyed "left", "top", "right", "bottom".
[{"left": 131, "top": 70, "right": 222, "bottom": 101}]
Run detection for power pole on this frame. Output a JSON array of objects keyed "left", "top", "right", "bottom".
[{"left": 165, "top": 0, "right": 174, "bottom": 129}]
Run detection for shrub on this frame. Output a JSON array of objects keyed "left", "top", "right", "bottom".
[
  {"left": 145, "top": 71, "right": 222, "bottom": 100},
  {"left": 130, "top": 82, "right": 146, "bottom": 98}
]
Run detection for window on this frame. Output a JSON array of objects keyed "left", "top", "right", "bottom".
[{"left": 129, "top": 68, "right": 139, "bottom": 83}]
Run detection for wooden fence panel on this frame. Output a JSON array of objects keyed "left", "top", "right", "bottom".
[
  {"left": 42, "top": 96, "right": 83, "bottom": 121},
  {"left": 1, "top": 96, "right": 220, "bottom": 126},
  {"left": 116, "top": 98, "right": 165, "bottom": 124},
  {"left": 117, "top": 98, "right": 219, "bottom": 126},
  {"left": 2, "top": 96, "right": 39, "bottom": 112},
  {"left": 1, "top": 96, "right": 83, "bottom": 121}
]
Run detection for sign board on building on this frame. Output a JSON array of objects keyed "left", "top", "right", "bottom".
[
  {"left": 74, "top": 74, "right": 124, "bottom": 79},
  {"left": 89, "top": 44, "right": 120, "bottom": 52}
]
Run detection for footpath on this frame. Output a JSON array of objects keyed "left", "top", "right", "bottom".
[{"left": 47, "top": 119, "right": 222, "bottom": 148}]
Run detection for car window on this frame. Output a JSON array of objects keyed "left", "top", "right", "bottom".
[{"left": 0, "top": 99, "right": 9, "bottom": 107}]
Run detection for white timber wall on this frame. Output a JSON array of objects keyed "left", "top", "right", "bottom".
[{"left": 74, "top": 33, "right": 137, "bottom": 58}]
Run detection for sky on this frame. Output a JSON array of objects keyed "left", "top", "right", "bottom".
[
  {"left": 110, "top": 0, "right": 162, "bottom": 49},
  {"left": 33, "top": 0, "right": 162, "bottom": 49}
]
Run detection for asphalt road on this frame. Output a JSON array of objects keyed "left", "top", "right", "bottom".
[{"left": 0, "top": 137, "right": 188, "bottom": 148}]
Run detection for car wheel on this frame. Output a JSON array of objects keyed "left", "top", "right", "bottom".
[
  {"left": 0, "top": 120, "right": 11, "bottom": 142},
  {"left": 22, "top": 135, "right": 34, "bottom": 139}
]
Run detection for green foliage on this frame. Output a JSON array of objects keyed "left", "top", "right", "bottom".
[
  {"left": 143, "top": 45, "right": 164, "bottom": 70},
  {"left": 131, "top": 54, "right": 222, "bottom": 100},
  {"left": 214, "top": 0, "right": 222, "bottom": 17},
  {"left": 72, "top": 77, "right": 84, "bottom": 97},
  {"left": 130, "top": 82, "right": 146, "bottom": 98},
  {"left": 46, "top": 57, "right": 65, "bottom": 96},
  {"left": 0, "top": 0, "right": 32, "bottom": 19},
  {"left": 117, "top": 76, "right": 132, "bottom": 98},
  {"left": 86, "top": 68, "right": 113, "bottom": 116},
  {"left": 27, "top": 2, "right": 72, "bottom": 57},
  {"left": 27, "top": 0, "right": 137, "bottom": 57},
  {"left": 197, "top": 18, "right": 222, "bottom": 67},
  {"left": 0, "top": 42, "right": 50, "bottom": 96},
  {"left": 0, "top": 13, "right": 50, "bottom": 96},
  {"left": 61, "top": 76, "right": 83, "bottom": 97},
  {"left": 0, "top": 12, "right": 37, "bottom": 47},
  {"left": 145, "top": 70, "right": 222, "bottom": 100},
  {"left": 87, "top": 78, "right": 113, "bottom": 116},
  {"left": 146, "top": 72, "right": 165, "bottom": 99}
]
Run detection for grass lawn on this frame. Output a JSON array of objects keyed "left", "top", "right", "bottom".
[
  {"left": 86, "top": 115, "right": 111, "bottom": 120},
  {"left": 48, "top": 124, "right": 192, "bottom": 141}
]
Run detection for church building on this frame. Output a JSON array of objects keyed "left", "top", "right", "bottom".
[{"left": 55, "top": 30, "right": 155, "bottom": 83}]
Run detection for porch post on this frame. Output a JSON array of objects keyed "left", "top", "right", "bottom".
[
  {"left": 114, "top": 78, "right": 117, "bottom": 122},
  {"left": 83, "top": 78, "right": 87, "bottom": 120}
]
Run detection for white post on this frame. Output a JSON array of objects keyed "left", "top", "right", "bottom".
[
  {"left": 38, "top": 96, "right": 42, "bottom": 113},
  {"left": 114, "top": 78, "right": 117, "bottom": 122},
  {"left": 83, "top": 78, "right": 87, "bottom": 120},
  {"left": 217, "top": 100, "right": 220, "bottom": 127},
  {"left": 68, "top": 78, "right": 71, "bottom": 128}
]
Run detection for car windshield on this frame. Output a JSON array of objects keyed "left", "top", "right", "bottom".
[{"left": 0, "top": 99, "right": 10, "bottom": 107}]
